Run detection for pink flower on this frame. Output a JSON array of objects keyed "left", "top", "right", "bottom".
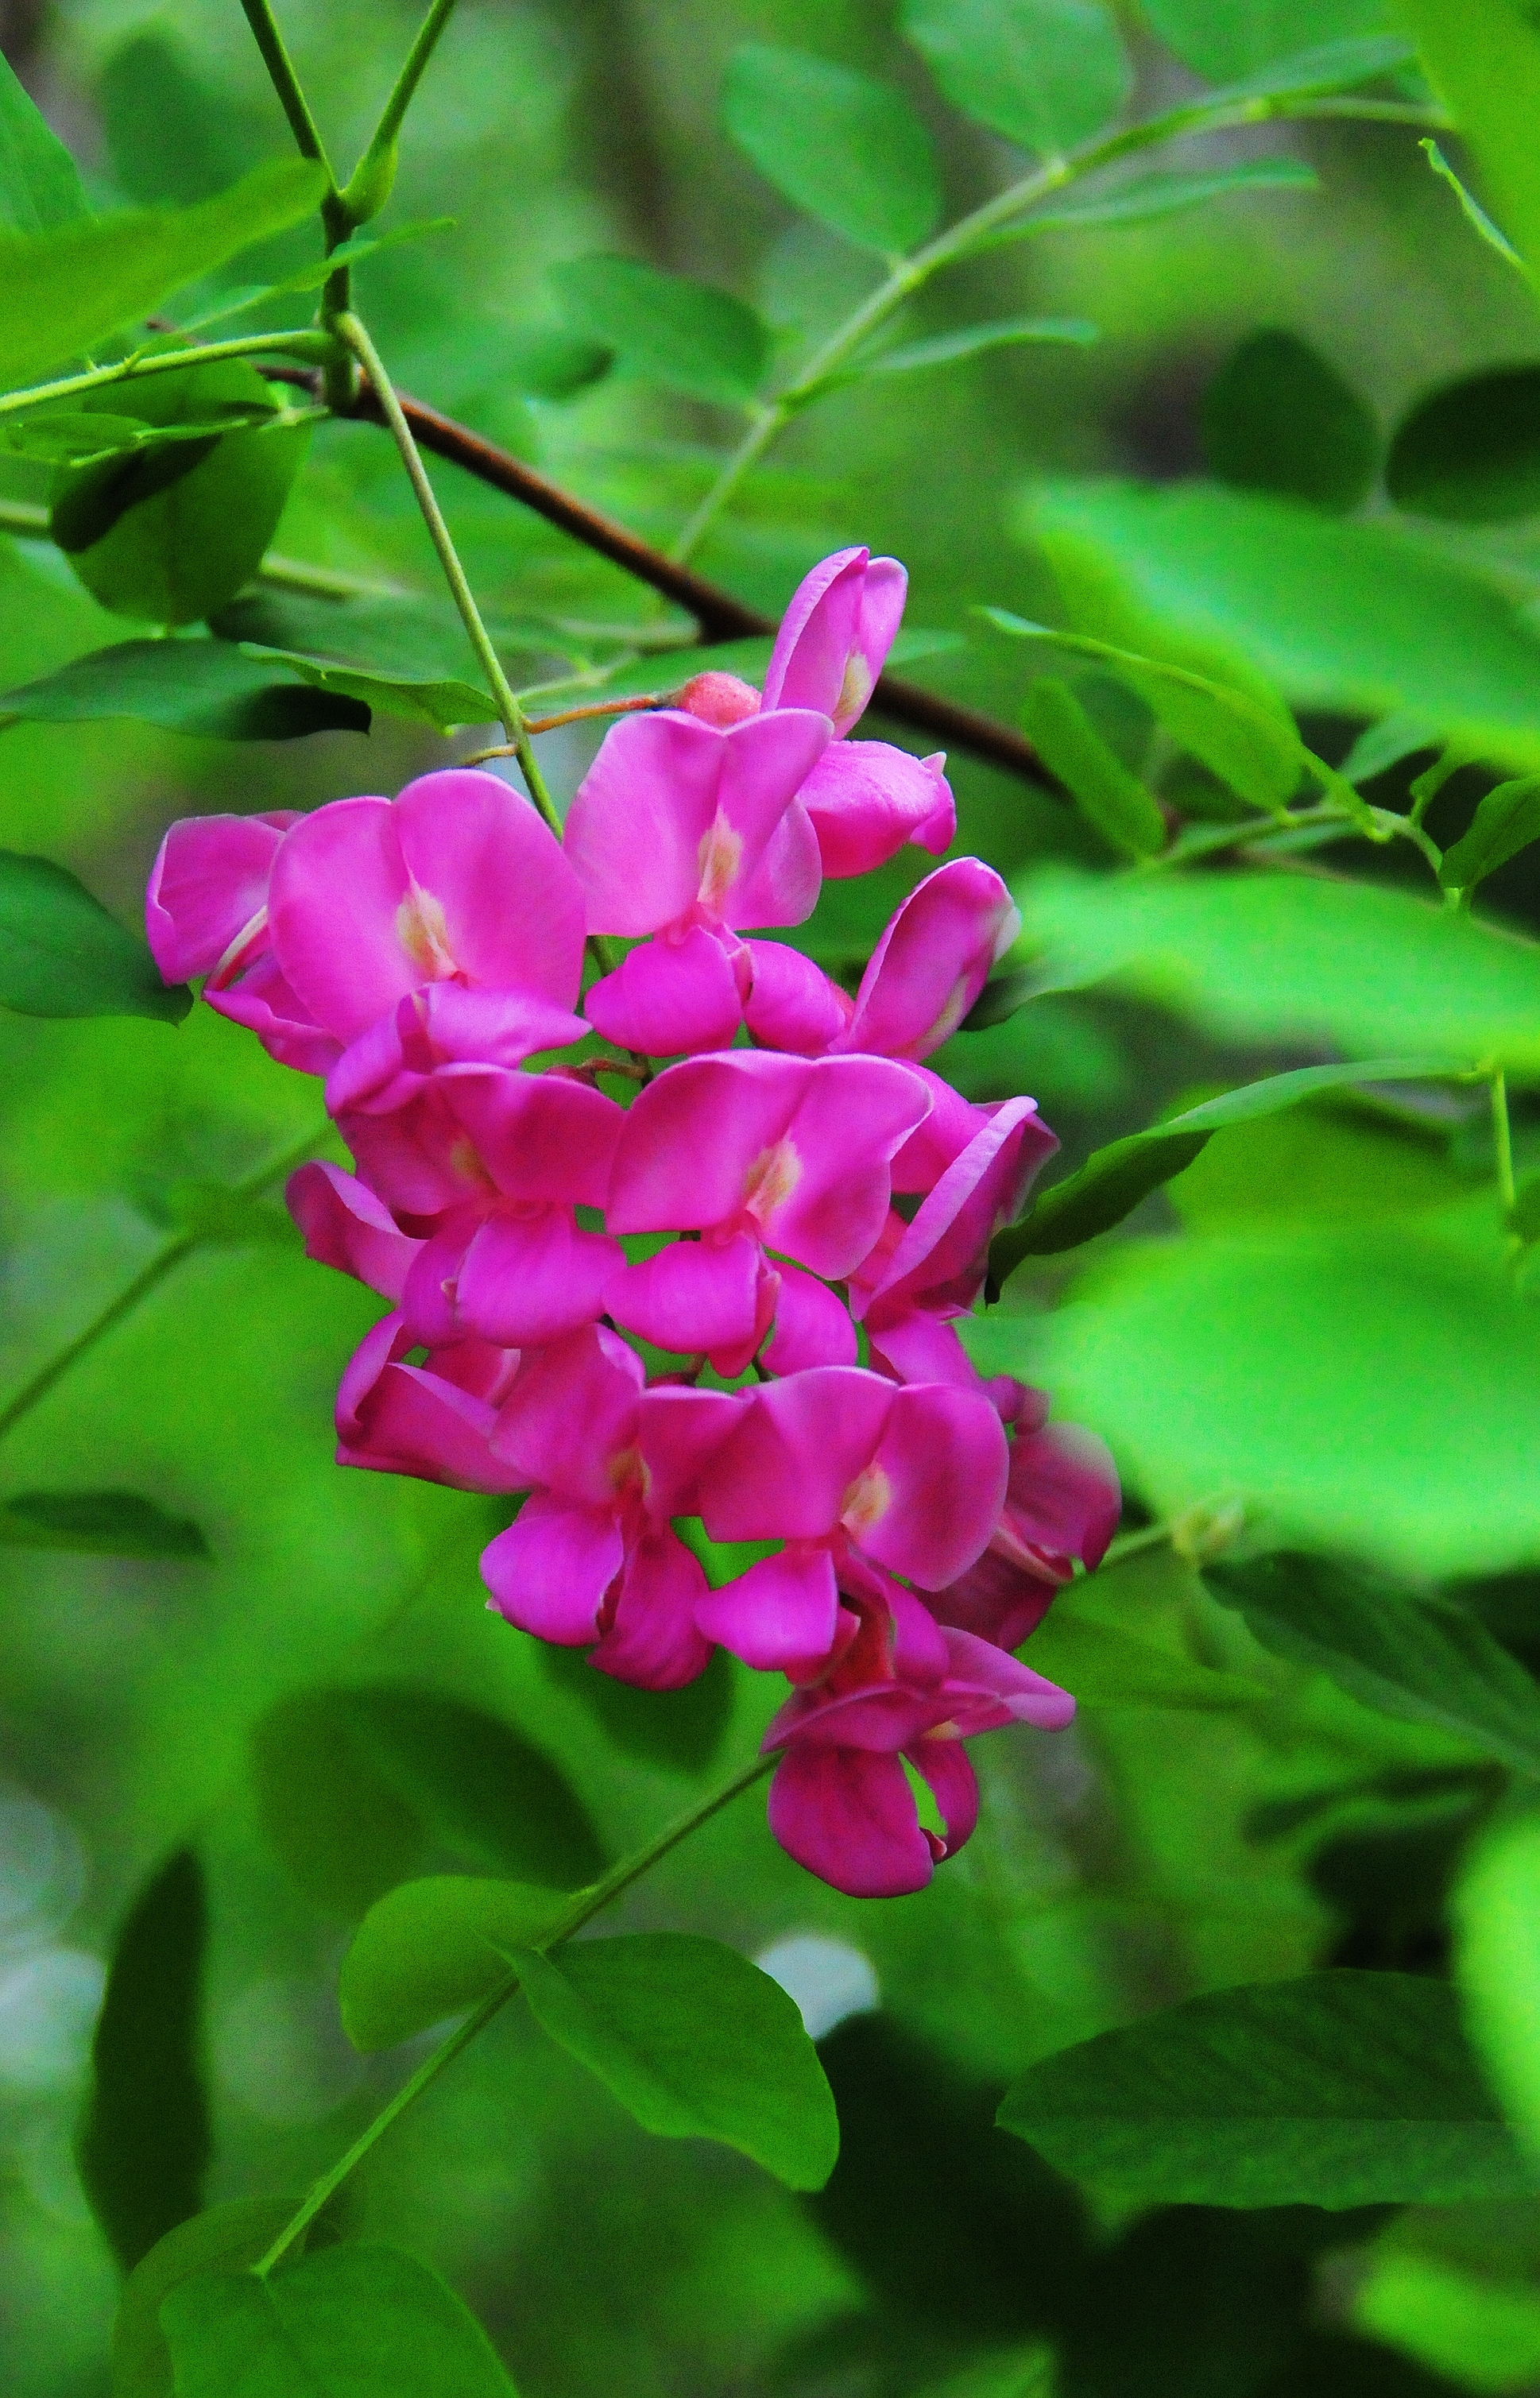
[
  {"left": 602, "top": 1051, "right": 929, "bottom": 1371},
  {"left": 335, "top": 1311, "right": 526, "bottom": 1493},
  {"left": 762, "top": 545, "right": 907, "bottom": 734},
  {"left": 932, "top": 1413, "right": 1121, "bottom": 1652},
  {"left": 760, "top": 1571, "right": 1074, "bottom": 1897},
  {"left": 480, "top": 1326, "right": 743, "bottom": 1688}
]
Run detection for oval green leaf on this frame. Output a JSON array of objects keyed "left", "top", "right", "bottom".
[
  {"left": 902, "top": 0, "right": 1131, "bottom": 156},
  {"left": 549, "top": 253, "right": 771, "bottom": 408},
  {"left": 0, "top": 1490, "right": 209, "bottom": 1558},
  {"left": 723, "top": 44, "right": 941, "bottom": 257},
  {"left": 1202, "top": 327, "right": 1380, "bottom": 514},
  {"left": 1022, "top": 675, "right": 1166, "bottom": 857},
  {"left": 340, "top": 1876, "right": 571, "bottom": 2052},
  {"left": 113, "top": 2196, "right": 303, "bottom": 2398},
  {"left": 1439, "top": 775, "right": 1540, "bottom": 895},
  {"left": 1456, "top": 1811, "right": 1540, "bottom": 2168},
  {"left": 1389, "top": 366, "right": 1540, "bottom": 523},
  {"left": 1141, "top": 2, "right": 1394, "bottom": 87},
  {"left": 1, "top": 638, "right": 371, "bottom": 741},
  {"left": 0, "top": 51, "right": 88, "bottom": 234},
  {"left": 0, "top": 847, "right": 190, "bottom": 1023}
]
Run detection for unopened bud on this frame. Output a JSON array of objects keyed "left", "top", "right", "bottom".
[
  {"left": 1171, "top": 1497, "right": 1245, "bottom": 1565},
  {"left": 669, "top": 671, "right": 761, "bottom": 729}
]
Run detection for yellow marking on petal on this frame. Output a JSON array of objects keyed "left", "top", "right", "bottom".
[
  {"left": 741, "top": 1136, "right": 802, "bottom": 1228},
  {"left": 395, "top": 883, "right": 457, "bottom": 977},
  {"left": 696, "top": 814, "right": 744, "bottom": 914},
  {"left": 840, "top": 1460, "right": 892, "bottom": 1539},
  {"left": 609, "top": 1443, "right": 649, "bottom": 1503},
  {"left": 447, "top": 1136, "right": 496, "bottom": 1194},
  {"left": 919, "top": 970, "right": 977, "bottom": 1056},
  {"left": 836, "top": 647, "right": 873, "bottom": 724}
]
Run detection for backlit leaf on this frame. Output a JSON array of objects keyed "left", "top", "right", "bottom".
[
  {"left": 1388, "top": 366, "right": 1540, "bottom": 524},
  {"left": 514, "top": 1933, "right": 840, "bottom": 2189},
  {"left": 0, "top": 847, "right": 191, "bottom": 1023},
  {"left": 340, "top": 1876, "right": 569, "bottom": 2052},
  {"left": 0, "top": 1491, "right": 209, "bottom": 1559},
  {"left": 1399, "top": 0, "right": 1540, "bottom": 277},
  {"left": 239, "top": 644, "right": 496, "bottom": 733},
  {"left": 998, "top": 1971, "right": 1534, "bottom": 2207},
  {"left": 550, "top": 253, "right": 772, "bottom": 408},
  {"left": 113, "top": 2198, "right": 301, "bottom": 2398},
  {"left": 902, "top": 0, "right": 1131, "bottom": 157},
  {"left": 723, "top": 44, "right": 941, "bottom": 257},
  {"left": 1, "top": 639, "right": 371, "bottom": 741},
  {"left": 1141, "top": 4, "right": 1396, "bottom": 88},
  {"left": 1438, "top": 776, "right": 1540, "bottom": 896},
  {"left": 1021, "top": 676, "right": 1166, "bottom": 857},
  {"left": 1201, "top": 328, "right": 1379, "bottom": 514},
  {"left": 0, "top": 52, "right": 88, "bottom": 234},
  {"left": 1456, "top": 1811, "right": 1540, "bottom": 2167}
]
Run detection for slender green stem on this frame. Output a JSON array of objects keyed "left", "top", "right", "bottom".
[
  {"left": 1492, "top": 1069, "right": 1518, "bottom": 1214},
  {"left": 334, "top": 311, "right": 559, "bottom": 834},
  {"left": 239, "top": 0, "right": 338, "bottom": 186},
  {"left": 343, "top": 0, "right": 459, "bottom": 216},
  {"left": 672, "top": 89, "right": 1445, "bottom": 563},
  {"left": 0, "top": 1119, "right": 331, "bottom": 1447},
  {"left": 255, "top": 1748, "right": 776, "bottom": 2276},
  {"left": 0, "top": 332, "right": 334, "bottom": 426}
]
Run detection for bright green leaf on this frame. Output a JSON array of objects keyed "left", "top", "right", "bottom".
[
  {"left": 340, "top": 1876, "right": 569, "bottom": 2052},
  {"left": 1170, "top": 1089, "right": 1469, "bottom": 1232},
  {"left": 0, "top": 1491, "right": 209, "bottom": 1559},
  {"left": 860, "top": 316, "right": 1099, "bottom": 379},
  {"left": 238, "top": 644, "right": 496, "bottom": 733},
  {"left": 158, "top": 2243, "right": 519, "bottom": 2398},
  {"left": 1208, "top": 1553, "right": 1540, "bottom": 1776},
  {"left": 2, "top": 404, "right": 286, "bottom": 466},
  {"left": 1201, "top": 328, "right": 1380, "bottom": 513},
  {"left": 514, "top": 1933, "right": 840, "bottom": 2189},
  {"left": 1455, "top": 1811, "right": 1540, "bottom": 2166},
  {"left": 1022, "top": 675, "right": 1167, "bottom": 857},
  {"left": 1142, "top": 3, "right": 1395, "bottom": 87},
  {"left": 1, "top": 639, "right": 371, "bottom": 741},
  {"left": 1388, "top": 366, "right": 1540, "bottom": 524},
  {"left": 998, "top": 1971, "right": 1534, "bottom": 2207},
  {"left": 1354, "top": 2246, "right": 1540, "bottom": 2396},
  {"left": 181, "top": 218, "right": 458, "bottom": 331},
  {"left": 0, "top": 848, "right": 190, "bottom": 1023},
  {"left": 723, "top": 44, "right": 942, "bottom": 257},
  {"left": 549, "top": 253, "right": 771, "bottom": 408},
  {"left": 0, "top": 53, "right": 88, "bottom": 234},
  {"left": 79, "top": 1850, "right": 209, "bottom": 2272},
  {"left": 1340, "top": 709, "right": 1438, "bottom": 786},
  {"left": 1025, "top": 1597, "right": 1267, "bottom": 1711},
  {"left": 113, "top": 2197, "right": 302, "bottom": 2398},
  {"left": 1399, "top": 0, "right": 1540, "bottom": 277},
  {"left": 0, "top": 157, "right": 327, "bottom": 388},
  {"left": 901, "top": 0, "right": 1131, "bottom": 156},
  {"left": 1439, "top": 776, "right": 1540, "bottom": 896}
]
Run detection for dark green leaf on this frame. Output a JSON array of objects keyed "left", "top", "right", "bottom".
[
  {"left": 502, "top": 325, "right": 613, "bottom": 402},
  {"left": 158, "top": 2243, "right": 519, "bottom": 2398},
  {"left": 1025, "top": 1595, "right": 1267, "bottom": 1711},
  {"left": 0, "top": 1491, "right": 209, "bottom": 1559},
  {"left": 989, "top": 1058, "right": 1458, "bottom": 1278},
  {"left": 1207, "top": 1553, "right": 1540, "bottom": 1776},
  {"left": 513, "top": 1932, "right": 839, "bottom": 2189},
  {"left": 154, "top": 1180, "right": 297, "bottom": 1247},
  {"left": 1022, "top": 676, "right": 1166, "bottom": 857},
  {"left": 537, "top": 1635, "right": 734, "bottom": 1773},
  {"left": 859, "top": 317, "right": 1099, "bottom": 378},
  {"left": 901, "top": 0, "right": 1131, "bottom": 156},
  {"left": 1439, "top": 775, "right": 1540, "bottom": 895},
  {"left": 79, "top": 1849, "right": 209, "bottom": 2271},
  {"left": 1201, "top": 328, "right": 1380, "bottom": 513},
  {"left": 1141, "top": 5, "right": 1396, "bottom": 88},
  {"left": 998, "top": 1971, "right": 1534, "bottom": 2208},
  {"left": 0, "top": 639, "right": 371, "bottom": 741},
  {"left": 340, "top": 1876, "right": 569, "bottom": 2052},
  {"left": 251, "top": 1684, "right": 604, "bottom": 1918},
  {"left": 722, "top": 44, "right": 941, "bottom": 257},
  {"left": 238, "top": 644, "right": 495, "bottom": 733},
  {"left": 0, "top": 157, "right": 327, "bottom": 387},
  {"left": 1004, "top": 160, "right": 1319, "bottom": 239},
  {"left": 51, "top": 360, "right": 310, "bottom": 626},
  {"left": 1510, "top": 1174, "right": 1540, "bottom": 1244},
  {"left": 1388, "top": 366, "right": 1540, "bottom": 523},
  {"left": 0, "top": 847, "right": 190, "bottom": 1023},
  {"left": 1399, "top": 1, "right": 1540, "bottom": 276},
  {"left": 550, "top": 253, "right": 771, "bottom": 408},
  {"left": 0, "top": 52, "right": 88, "bottom": 234},
  {"left": 113, "top": 2198, "right": 302, "bottom": 2398}
]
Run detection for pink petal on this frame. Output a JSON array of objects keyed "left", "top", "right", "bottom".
[
  {"left": 863, "top": 1309, "right": 976, "bottom": 1388},
  {"left": 455, "top": 1206, "right": 621, "bottom": 1345},
  {"left": 481, "top": 1491, "right": 622, "bottom": 1644},
  {"left": 905, "top": 1737, "right": 979, "bottom": 1862},
  {"left": 708, "top": 710, "right": 833, "bottom": 920},
  {"left": 702, "top": 1366, "right": 896, "bottom": 1544},
  {"left": 636, "top": 1384, "right": 750, "bottom": 1522},
  {"left": 889, "top": 1069, "right": 987, "bottom": 1197},
  {"left": 605, "top": 1231, "right": 763, "bottom": 1357},
  {"left": 206, "top": 956, "right": 339, "bottom": 1077},
  {"left": 336, "top": 1314, "right": 521, "bottom": 1492},
  {"left": 606, "top": 1051, "right": 814, "bottom": 1236},
  {"left": 763, "top": 549, "right": 907, "bottom": 734},
  {"left": 590, "top": 1528, "right": 713, "bottom": 1688},
  {"left": 393, "top": 769, "right": 586, "bottom": 1008},
  {"left": 287, "top": 1159, "right": 421, "bottom": 1301},
  {"left": 145, "top": 812, "right": 288, "bottom": 983},
  {"left": 726, "top": 799, "right": 823, "bottom": 931},
  {"left": 997, "top": 1421, "right": 1122, "bottom": 1577},
  {"left": 834, "top": 858, "right": 1020, "bottom": 1063},
  {"left": 400, "top": 1215, "right": 474, "bottom": 1347},
  {"left": 268, "top": 795, "right": 413, "bottom": 1041},
  {"left": 436, "top": 1067, "right": 625, "bottom": 1207},
  {"left": 762, "top": 1260, "right": 857, "bottom": 1374},
  {"left": 862, "top": 1097, "right": 1056, "bottom": 1320},
  {"left": 584, "top": 926, "right": 745, "bottom": 1057},
  {"left": 563, "top": 711, "right": 732, "bottom": 936},
  {"left": 338, "top": 1088, "right": 493, "bottom": 1223},
  {"left": 854, "top": 1382, "right": 1008, "bottom": 1591},
  {"left": 327, "top": 987, "right": 589, "bottom": 1116},
  {"left": 696, "top": 1544, "right": 841, "bottom": 1675},
  {"left": 800, "top": 742, "right": 955, "bottom": 878},
  {"left": 766, "top": 1744, "right": 935, "bottom": 1897},
  {"left": 741, "top": 938, "right": 852, "bottom": 1054},
  {"left": 940, "top": 1626, "right": 1077, "bottom": 1731},
  {"left": 488, "top": 1323, "right": 643, "bottom": 1503},
  {"left": 929, "top": 1547, "right": 1058, "bottom": 1653},
  {"left": 766, "top": 1055, "right": 932, "bottom": 1278}
]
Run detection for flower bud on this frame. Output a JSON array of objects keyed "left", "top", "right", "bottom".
[{"left": 668, "top": 671, "right": 761, "bottom": 729}]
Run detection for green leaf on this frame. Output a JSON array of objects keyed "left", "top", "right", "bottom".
[
  {"left": 1388, "top": 366, "right": 1540, "bottom": 524},
  {"left": 1418, "top": 136, "right": 1526, "bottom": 273},
  {"left": 997, "top": 1971, "right": 1534, "bottom": 2208},
  {"left": 1022, "top": 676, "right": 1166, "bottom": 857},
  {"left": 1012, "top": 863, "right": 1540, "bottom": 1071},
  {"left": 1, "top": 639, "right": 371, "bottom": 741},
  {"left": 0, "top": 1491, "right": 209, "bottom": 1559},
  {"left": 1439, "top": 775, "right": 1540, "bottom": 896},
  {"left": 340, "top": 1876, "right": 569, "bottom": 2052},
  {"left": 1208, "top": 1553, "right": 1540, "bottom": 1776},
  {"left": 79, "top": 1849, "right": 209, "bottom": 2272},
  {"left": 1012, "top": 477, "right": 1540, "bottom": 772},
  {"left": 113, "top": 2198, "right": 302, "bottom": 2398},
  {"left": 1201, "top": 328, "right": 1380, "bottom": 514},
  {"left": 536, "top": 1636, "right": 735, "bottom": 1774},
  {"left": 549, "top": 253, "right": 772, "bottom": 408},
  {"left": 1025, "top": 1596, "right": 1267, "bottom": 1711},
  {"left": 1141, "top": 3, "right": 1395, "bottom": 87},
  {"left": 513, "top": 1933, "right": 840, "bottom": 2190},
  {"left": 501, "top": 324, "right": 613, "bottom": 403},
  {"left": 0, "top": 847, "right": 190, "bottom": 1023},
  {"left": 0, "top": 52, "right": 88, "bottom": 234},
  {"left": 1399, "top": 0, "right": 1540, "bottom": 277},
  {"left": 250, "top": 1684, "right": 605, "bottom": 1919},
  {"left": 901, "top": 0, "right": 1132, "bottom": 156},
  {"left": 2, "top": 404, "right": 288, "bottom": 466},
  {"left": 1455, "top": 1811, "right": 1540, "bottom": 2166},
  {"left": 153, "top": 1179, "right": 297, "bottom": 1247},
  {"left": 859, "top": 316, "right": 1099, "bottom": 379},
  {"left": 0, "top": 157, "right": 327, "bottom": 388},
  {"left": 1340, "top": 708, "right": 1438, "bottom": 787},
  {"left": 51, "top": 360, "right": 310, "bottom": 627},
  {"left": 238, "top": 644, "right": 496, "bottom": 733},
  {"left": 1004, "top": 160, "right": 1320, "bottom": 238},
  {"left": 722, "top": 44, "right": 942, "bottom": 257},
  {"left": 158, "top": 2243, "right": 519, "bottom": 2398},
  {"left": 181, "top": 217, "right": 458, "bottom": 330}
]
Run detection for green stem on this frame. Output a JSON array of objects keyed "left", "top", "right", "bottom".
[
  {"left": 255, "top": 1747, "right": 776, "bottom": 2277},
  {"left": 343, "top": 0, "right": 459, "bottom": 216},
  {"left": 0, "top": 1119, "right": 331, "bottom": 1447},
  {"left": 1492, "top": 1068, "right": 1517, "bottom": 1213},
  {"left": 0, "top": 332, "right": 334, "bottom": 426},
  {"left": 334, "top": 311, "right": 559, "bottom": 836},
  {"left": 671, "top": 89, "right": 1445, "bottom": 564},
  {"left": 237, "top": 2, "right": 353, "bottom": 401}
]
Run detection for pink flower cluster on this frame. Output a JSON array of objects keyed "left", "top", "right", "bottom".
[{"left": 147, "top": 547, "right": 1118, "bottom": 1898}]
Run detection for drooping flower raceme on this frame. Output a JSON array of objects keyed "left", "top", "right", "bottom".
[{"left": 146, "top": 543, "right": 1118, "bottom": 1901}]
